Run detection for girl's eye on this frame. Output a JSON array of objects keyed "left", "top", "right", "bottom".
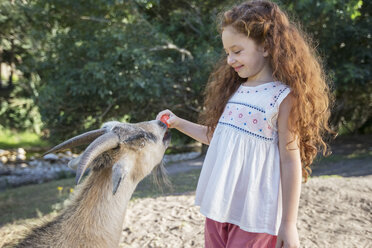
[{"left": 225, "top": 51, "right": 241, "bottom": 56}]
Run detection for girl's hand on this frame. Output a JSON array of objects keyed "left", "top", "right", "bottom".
[
  {"left": 275, "top": 221, "right": 300, "bottom": 248},
  {"left": 156, "top": 109, "right": 180, "bottom": 129}
]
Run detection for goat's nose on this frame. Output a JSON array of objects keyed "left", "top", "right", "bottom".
[{"left": 158, "top": 120, "right": 167, "bottom": 129}]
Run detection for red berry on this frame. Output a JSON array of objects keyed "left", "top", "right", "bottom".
[{"left": 160, "top": 115, "right": 170, "bottom": 128}]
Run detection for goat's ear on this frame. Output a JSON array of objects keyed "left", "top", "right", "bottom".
[
  {"left": 112, "top": 156, "right": 134, "bottom": 195},
  {"left": 68, "top": 155, "right": 81, "bottom": 170}
]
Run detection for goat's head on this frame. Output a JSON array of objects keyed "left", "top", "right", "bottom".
[{"left": 44, "top": 120, "right": 171, "bottom": 194}]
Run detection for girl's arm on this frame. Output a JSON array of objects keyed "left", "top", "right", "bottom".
[
  {"left": 156, "top": 109, "right": 212, "bottom": 145},
  {"left": 275, "top": 95, "right": 302, "bottom": 248}
]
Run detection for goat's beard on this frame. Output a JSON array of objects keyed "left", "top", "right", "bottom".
[{"left": 152, "top": 159, "right": 172, "bottom": 192}]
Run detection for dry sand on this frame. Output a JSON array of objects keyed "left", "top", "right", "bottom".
[{"left": 119, "top": 176, "right": 372, "bottom": 248}]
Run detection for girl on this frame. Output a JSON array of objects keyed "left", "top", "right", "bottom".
[{"left": 157, "top": 1, "right": 332, "bottom": 247}]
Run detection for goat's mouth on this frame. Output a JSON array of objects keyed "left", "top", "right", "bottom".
[{"left": 163, "top": 130, "right": 171, "bottom": 146}]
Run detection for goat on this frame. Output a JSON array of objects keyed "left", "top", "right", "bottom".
[{"left": 12, "top": 120, "right": 171, "bottom": 248}]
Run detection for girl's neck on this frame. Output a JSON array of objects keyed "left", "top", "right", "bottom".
[
  {"left": 243, "top": 60, "right": 274, "bottom": 87},
  {"left": 243, "top": 76, "right": 275, "bottom": 87}
]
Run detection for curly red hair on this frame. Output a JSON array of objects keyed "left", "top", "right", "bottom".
[{"left": 199, "top": 0, "right": 334, "bottom": 182}]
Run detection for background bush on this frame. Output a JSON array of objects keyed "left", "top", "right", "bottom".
[{"left": 0, "top": 0, "right": 370, "bottom": 144}]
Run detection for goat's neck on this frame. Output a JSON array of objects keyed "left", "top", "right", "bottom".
[{"left": 61, "top": 167, "right": 139, "bottom": 247}]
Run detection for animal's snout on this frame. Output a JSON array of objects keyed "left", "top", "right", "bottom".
[{"left": 158, "top": 120, "right": 168, "bottom": 129}]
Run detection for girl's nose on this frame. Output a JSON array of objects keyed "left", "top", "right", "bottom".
[{"left": 227, "top": 55, "right": 236, "bottom": 65}]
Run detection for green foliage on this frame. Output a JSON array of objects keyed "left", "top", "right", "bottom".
[
  {"left": 0, "top": 0, "right": 50, "bottom": 133},
  {"left": 34, "top": 0, "right": 232, "bottom": 142},
  {"left": 282, "top": 0, "right": 371, "bottom": 133},
  {"left": 0, "top": 0, "right": 371, "bottom": 143},
  {"left": 0, "top": 128, "right": 49, "bottom": 149},
  {"left": 0, "top": 85, "right": 43, "bottom": 133}
]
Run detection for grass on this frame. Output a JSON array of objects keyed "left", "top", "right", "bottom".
[
  {"left": 0, "top": 130, "right": 49, "bottom": 150},
  {"left": 0, "top": 178, "right": 76, "bottom": 226},
  {"left": 312, "top": 149, "right": 372, "bottom": 166},
  {"left": 0, "top": 168, "right": 202, "bottom": 226},
  {"left": 318, "top": 175, "right": 343, "bottom": 179}
]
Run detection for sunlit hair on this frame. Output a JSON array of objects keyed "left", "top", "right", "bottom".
[{"left": 199, "top": 0, "right": 334, "bottom": 182}]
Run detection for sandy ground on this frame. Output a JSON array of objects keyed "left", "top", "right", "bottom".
[
  {"left": 119, "top": 175, "right": 372, "bottom": 248},
  {"left": 119, "top": 135, "right": 372, "bottom": 248}
]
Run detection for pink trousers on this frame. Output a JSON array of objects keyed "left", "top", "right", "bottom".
[{"left": 205, "top": 218, "right": 277, "bottom": 248}]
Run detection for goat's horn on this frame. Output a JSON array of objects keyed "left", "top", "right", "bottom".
[
  {"left": 75, "top": 132, "right": 119, "bottom": 184},
  {"left": 43, "top": 129, "right": 106, "bottom": 156}
]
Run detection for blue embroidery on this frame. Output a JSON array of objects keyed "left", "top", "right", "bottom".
[
  {"left": 218, "top": 122, "right": 273, "bottom": 141},
  {"left": 228, "top": 101, "right": 265, "bottom": 113},
  {"left": 271, "top": 87, "right": 289, "bottom": 107}
]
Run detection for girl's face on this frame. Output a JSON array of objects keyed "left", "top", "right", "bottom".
[{"left": 222, "top": 26, "right": 271, "bottom": 82}]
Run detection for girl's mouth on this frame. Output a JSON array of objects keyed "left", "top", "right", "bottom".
[{"left": 234, "top": 65, "right": 243, "bottom": 72}]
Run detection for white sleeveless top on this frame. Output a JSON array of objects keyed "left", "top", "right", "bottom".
[{"left": 195, "top": 81, "right": 291, "bottom": 235}]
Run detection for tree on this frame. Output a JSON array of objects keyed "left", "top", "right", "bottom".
[
  {"left": 1, "top": 0, "right": 370, "bottom": 143},
  {"left": 0, "top": 0, "right": 52, "bottom": 133}
]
